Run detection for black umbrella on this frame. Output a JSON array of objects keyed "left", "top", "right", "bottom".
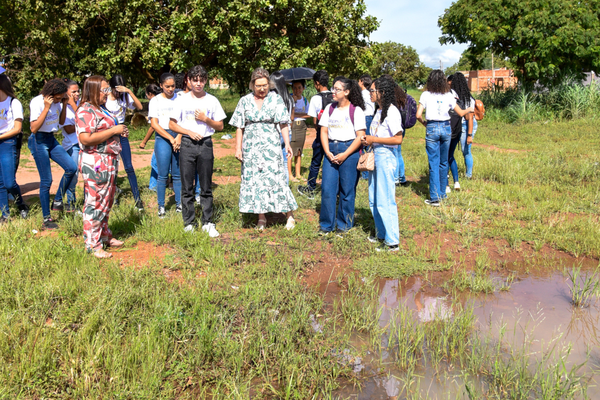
[{"left": 277, "top": 67, "right": 316, "bottom": 82}]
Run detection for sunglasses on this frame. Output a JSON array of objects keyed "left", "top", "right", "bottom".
[{"left": 101, "top": 87, "right": 112, "bottom": 94}]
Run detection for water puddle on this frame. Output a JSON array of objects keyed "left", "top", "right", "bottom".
[{"left": 333, "top": 267, "right": 600, "bottom": 399}]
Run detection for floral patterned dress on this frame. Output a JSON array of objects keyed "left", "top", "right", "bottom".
[{"left": 230, "top": 92, "right": 298, "bottom": 213}]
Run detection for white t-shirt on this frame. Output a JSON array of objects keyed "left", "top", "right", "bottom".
[
  {"left": 0, "top": 97, "right": 23, "bottom": 135},
  {"left": 170, "top": 91, "right": 226, "bottom": 138},
  {"left": 419, "top": 91, "right": 457, "bottom": 121},
  {"left": 320, "top": 104, "right": 367, "bottom": 141},
  {"left": 361, "top": 89, "right": 375, "bottom": 116},
  {"left": 30, "top": 94, "right": 63, "bottom": 132},
  {"left": 307, "top": 91, "right": 331, "bottom": 119},
  {"left": 370, "top": 105, "right": 403, "bottom": 149},
  {"left": 60, "top": 103, "right": 79, "bottom": 150},
  {"left": 105, "top": 93, "right": 135, "bottom": 124},
  {"left": 293, "top": 96, "right": 308, "bottom": 121},
  {"left": 149, "top": 93, "right": 178, "bottom": 130}
]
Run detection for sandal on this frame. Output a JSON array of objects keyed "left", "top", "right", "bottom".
[
  {"left": 93, "top": 249, "right": 113, "bottom": 259},
  {"left": 108, "top": 238, "right": 124, "bottom": 248},
  {"left": 256, "top": 217, "right": 267, "bottom": 231}
]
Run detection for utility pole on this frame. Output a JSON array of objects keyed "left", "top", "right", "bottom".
[{"left": 440, "top": 59, "right": 443, "bottom": 71}]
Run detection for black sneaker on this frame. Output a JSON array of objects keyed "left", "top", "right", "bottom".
[
  {"left": 43, "top": 217, "right": 59, "bottom": 230},
  {"left": 297, "top": 185, "right": 315, "bottom": 200},
  {"left": 376, "top": 244, "right": 400, "bottom": 253},
  {"left": 18, "top": 204, "right": 29, "bottom": 219},
  {"left": 64, "top": 202, "right": 76, "bottom": 213},
  {"left": 424, "top": 199, "right": 440, "bottom": 207},
  {"left": 51, "top": 200, "right": 63, "bottom": 211},
  {"left": 135, "top": 199, "right": 144, "bottom": 212},
  {"left": 176, "top": 205, "right": 182, "bottom": 213},
  {"left": 398, "top": 181, "right": 410, "bottom": 187}
]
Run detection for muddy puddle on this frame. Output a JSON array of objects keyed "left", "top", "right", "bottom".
[{"left": 333, "top": 264, "right": 600, "bottom": 399}]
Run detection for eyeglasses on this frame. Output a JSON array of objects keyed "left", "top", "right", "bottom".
[
  {"left": 369, "top": 89, "right": 379, "bottom": 93},
  {"left": 101, "top": 87, "right": 111, "bottom": 94},
  {"left": 331, "top": 88, "right": 344, "bottom": 93}
]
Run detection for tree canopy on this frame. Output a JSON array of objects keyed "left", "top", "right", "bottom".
[
  {"left": 0, "top": 0, "right": 378, "bottom": 96},
  {"left": 438, "top": 0, "right": 600, "bottom": 85},
  {"left": 369, "top": 42, "right": 431, "bottom": 87}
]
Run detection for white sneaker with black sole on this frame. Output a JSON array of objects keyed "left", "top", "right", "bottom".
[
  {"left": 376, "top": 244, "right": 400, "bottom": 252},
  {"left": 424, "top": 199, "right": 440, "bottom": 207},
  {"left": 158, "top": 207, "right": 166, "bottom": 218}
]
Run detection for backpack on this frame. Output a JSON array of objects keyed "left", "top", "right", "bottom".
[
  {"left": 314, "top": 91, "right": 334, "bottom": 141},
  {"left": 400, "top": 94, "right": 417, "bottom": 130},
  {"left": 328, "top": 101, "right": 356, "bottom": 126},
  {"left": 474, "top": 99, "right": 485, "bottom": 121}
]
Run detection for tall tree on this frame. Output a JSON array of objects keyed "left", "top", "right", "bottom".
[
  {"left": 0, "top": 0, "right": 378, "bottom": 96},
  {"left": 369, "top": 42, "right": 431, "bottom": 86},
  {"left": 438, "top": 0, "right": 600, "bottom": 85}
]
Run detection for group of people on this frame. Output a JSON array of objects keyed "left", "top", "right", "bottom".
[{"left": 0, "top": 66, "right": 477, "bottom": 257}]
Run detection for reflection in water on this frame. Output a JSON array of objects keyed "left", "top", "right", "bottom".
[{"left": 334, "top": 272, "right": 600, "bottom": 399}]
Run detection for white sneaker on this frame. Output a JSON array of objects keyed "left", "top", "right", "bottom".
[
  {"left": 184, "top": 224, "right": 195, "bottom": 233},
  {"left": 202, "top": 223, "right": 220, "bottom": 238},
  {"left": 195, "top": 194, "right": 201, "bottom": 205},
  {"left": 446, "top": 186, "right": 451, "bottom": 194},
  {"left": 285, "top": 216, "right": 295, "bottom": 231},
  {"left": 454, "top": 181, "right": 461, "bottom": 191},
  {"left": 158, "top": 207, "right": 166, "bottom": 218},
  {"left": 367, "top": 236, "right": 380, "bottom": 243}
]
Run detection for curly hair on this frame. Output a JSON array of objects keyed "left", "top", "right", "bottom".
[
  {"left": 450, "top": 72, "right": 471, "bottom": 108},
  {"left": 381, "top": 74, "right": 406, "bottom": 109},
  {"left": 337, "top": 78, "right": 365, "bottom": 110},
  {"left": 188, "top": 65, "right": 208, "bottom": 82},
  {"left": 425, "top": 70, "right": 449, "bottom": 94},
  {"left": 373, "top": 76, "right": 398, "bottom": 123},
  {"left": 41, "top": 79, "right": 68, "bottom": 97}
]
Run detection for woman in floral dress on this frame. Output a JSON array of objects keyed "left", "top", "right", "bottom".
[
  {"left": 230, "top": 68, "right": 297, "bottom": 230},
  {"left": 76, "top": 76, "right": 128, "bottom": 258}
]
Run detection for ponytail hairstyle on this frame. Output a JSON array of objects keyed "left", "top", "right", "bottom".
[
  {"left": 450, "top": 72, "right": 471, "bottom": 108},
  {"left": 109, "top": 74, "right": 126, "bottom": 102},
  {"left": 269, "top": 71, "right": 293, "bottom": 116},
  {"left": 0, "top": 75, "right": 16, "bottom": 99},
  {"left": 425, "top": 70, "right": 449, "bottom": 95},
  {"left": 40, "top": 79, "right": 68, "bottom": 97},
  {"left": 373, "top": 76, "right": 398, "bottom": 123},
  {"left": 159, "top": 72, "right": 175, "bottom": 85},
  {"left": 145, "top": 83, "right": 162, "bottom": 96},
  {"left": 337, "top": 78, "right": 365, "bottom": 110}
]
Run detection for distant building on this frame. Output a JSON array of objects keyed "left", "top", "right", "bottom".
[
  {"left": 209, "top": 77, "right": 229, "bottom": 89},
  {"left": 458, "top": 68, "right": 518, "bottom": 93}
]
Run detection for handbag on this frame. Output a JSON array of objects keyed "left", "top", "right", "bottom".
[{"left": 357, "top": 146, "right": 374, "bottom": 172}]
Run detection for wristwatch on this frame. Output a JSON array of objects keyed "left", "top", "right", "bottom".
[{"left": 467, "top": 134, "right": 472, "bottom": 137}]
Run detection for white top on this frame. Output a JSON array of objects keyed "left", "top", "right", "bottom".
[
  {"left": 319, "top": 104, "right": 366, "bottom": 141},
  {"left": 105, "top": 93, "right": 135, "bottom": 124},
  {"left": 419, "top": 91, "right": 457, "bottom": 121},
  {"left": 361, "top": 89, "right": 375, "bottom": 116},
  {"left": 30, "top": 94, "right": 63, "bottom": 132},
  {"left": 293, "top": 97, "right": 308, "bottom": 121},
  {"left": 60, "top": 103, "right": 79, "bottom": 150},
  {"left": 307, "top": 91, "right": 331, "bottom": 119},
  {"left": 370, "top": 105, "right": 403, "bottom": 149},
  {"left": 149, "top": 92, "right": 178, "bottom": 130},
  {"left": 170, "top": 91, "right": 226, "bottom": 138},
  {"left": 0, "top": 97, "right": 23, "bottom": 135}
]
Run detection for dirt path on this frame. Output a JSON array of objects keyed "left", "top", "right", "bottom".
[{"left": 16, "top": 128, "right": 318, "bottom": 199}]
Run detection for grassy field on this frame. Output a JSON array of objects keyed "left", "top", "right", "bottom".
[{"left": 1, "top": 88, "right": 599, "bottom": 398}]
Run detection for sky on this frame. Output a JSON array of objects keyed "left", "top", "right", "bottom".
[{"left": 364, "top": 0, "right": 468, "bottom": 69}]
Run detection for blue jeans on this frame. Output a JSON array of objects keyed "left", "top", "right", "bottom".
[
  {"left": 369, "top": 147, "right": 400, "bottom": 246},
  {"left": 155, "top": 131, "right": 181, "bottom": 208},
  {"left": 28, "top": 133, "right": 77, "bottom": 218},
  {"left": 307, "top": 138, "right": 324, "bottom": 190},
  {"left": 393, "top": 142, "right": 406, "bottom": 184},
  {"left": 53, "top": 144, "right": 80, "bottom": 204},
  {"left": 119, "top": 135, "right": 141, "bottom": 203},
  {"left": 149, "top": 152, "right": 158, "bottom": 191},
  {"left": 361, "top": 115, "right": 374, "bottom": 180},
  {"left": 0, "top": 137, "right": 24, "bottom": 218},
  {"left": 449, "top": 119, "right": 478, "bottom": 181},
  {"left": 425, "top": 121, "right": 451, "bottom": 202},
  {"left": 320, "top": 140, "right": 360, "bottom": 232}
]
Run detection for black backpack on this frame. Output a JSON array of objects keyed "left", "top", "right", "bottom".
[
  {"left": 315, "top": 92, "right": 334, "bottom": 141},
  {"left": 400, "top": 94, "right": 417, "bottom": 130}
]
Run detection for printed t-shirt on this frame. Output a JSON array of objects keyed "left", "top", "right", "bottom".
[
  {"left": 293, "top": 96, "right": 308, "bottom": 121},
  {"left": 361, "top": 89, "right": 375, "bottom": 116},
  {"left": 170, "top": 91, "right": 226, "bottom": 138},
  {"left": 105, "top": 93, "right": 135, "bottom": 124},
  {"left": 60, "top": 102, "right": 80, "bottom": 150},
  {"left": 0, "top": 97, "right": 23, "bottom": 134},
  {"left": 369, "top": 105, "right": 403, "bottom": 149},
  {"left": 419, "top": 91, "right": 457, "bottom": 121},
  {"left": 307, "top": 91, "right": 332, "bottom": 119},
  {"left": 319, "top": 104, "right": 366, "bottom": 141},
  {"left": 149, "top": 93, "right": 178, "bottom": 130},
  {"left": 30, "top": 95, "right": 63, "bottom": 132}
]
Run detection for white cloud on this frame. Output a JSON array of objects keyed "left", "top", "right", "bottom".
[{"left": 419, "top": 48, "right": 462, "bottom": 69}]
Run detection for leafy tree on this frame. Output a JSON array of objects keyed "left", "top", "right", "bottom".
[
  {"left": 438, "top": 0, "right": 600, "bottom": 85},
  {"left": 369, "top": 41, "right": 431, "bottom": 87},
  {"left": 0, "top": 0, "right": 378, "bottom": 97},
  {"left": 444, "top": 49, "right": 513, "bottom": 76}
]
